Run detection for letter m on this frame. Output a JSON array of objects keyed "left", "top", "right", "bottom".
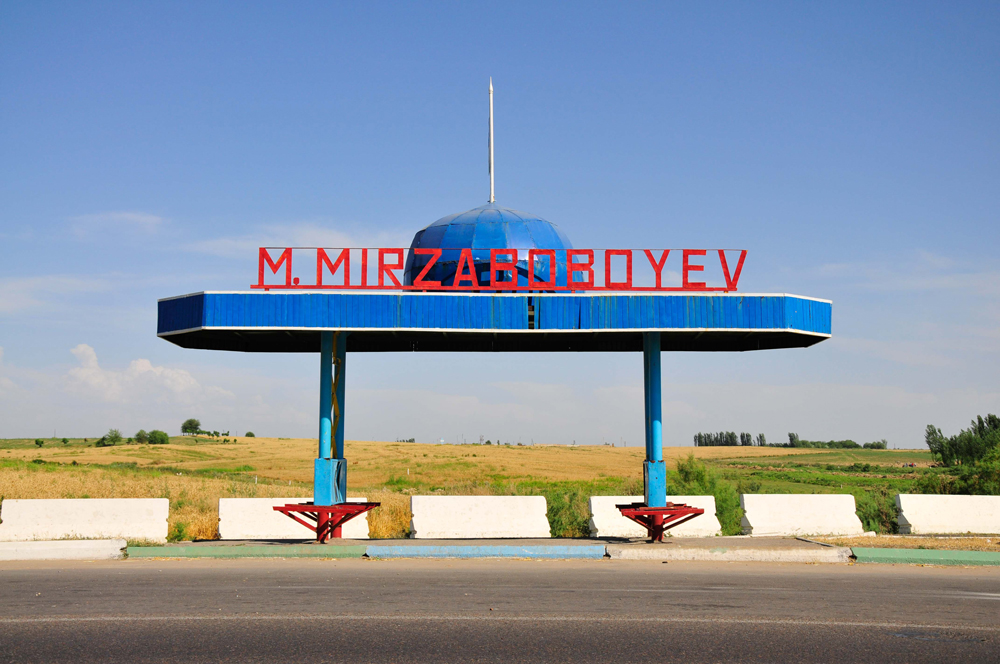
[{"left": 258, "top": 248, "right": 293, "bottom": 287}]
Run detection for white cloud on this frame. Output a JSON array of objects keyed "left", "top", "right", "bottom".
[
  {"left": 830, "top": 337, "right": 953, "bottom": 368},
  {"left": 187, "top": 222, "right": 410, "bottom": 258},
  {"left": 69, "top": 211, "right": 163, "bottom": 236},
  {"left": 813, "top": 251, "right": 1000, "bottom": 296},
  {"left": 0, "top": 346, "right": 15, "bottom": 393},
  {"left": 66, "top": 344, "right": 234, "bottom": 404},
  {"left": 0, "top": 276, "right": 111, "bottom": 314}
]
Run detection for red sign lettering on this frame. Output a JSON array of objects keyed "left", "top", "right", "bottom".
[{"left": 253, "top": 247, "right": 747, "bottom": 293}]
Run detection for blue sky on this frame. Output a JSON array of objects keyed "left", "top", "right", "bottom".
[{"left": 1, "top": 2, "right": 998, "bottom": 447}]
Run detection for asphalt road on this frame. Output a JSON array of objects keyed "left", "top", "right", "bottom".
[{"left": 1, "top": 558, "right": 999, "bottom": 663}]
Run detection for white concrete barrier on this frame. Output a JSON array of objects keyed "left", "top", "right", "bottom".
[
  {"left": 896, "top": 494, "right": 1000, "bottom": 535},
  {"left": 410, "top": 496, "right": 551, "bottom": 539},
  {"left": 740, "top": 494, "right": 864, "bottom": 536},
  {"left": 218, "top": 497, "right": 370, "bottom": 540},
  {"left": 0, "top": 499, "right": 168, "bottom": 542},
  {"left": 588, "top": 496, "right": 722, "bottom": 538},
  {"left": 0, "top": 539, "right": 126, "bottom": 561}
]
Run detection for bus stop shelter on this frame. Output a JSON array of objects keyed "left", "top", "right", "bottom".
[{"left": 157, "top": 288, "right": 831, "bottom": 539}]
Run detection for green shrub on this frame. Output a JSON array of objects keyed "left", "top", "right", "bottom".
[
  {"left": 245, "top": 431, "right": 255, "bottom": 437},
  {"left": 855, "top": 487, "right": 898, "bottom": 533},
  {"left": 544, "top": 487, "right": 591, "bottom": 538},
  {"left": 917, "top": 447, "right": 1000, "bottom": 496},
  {"left": 953, "top": 448, "right": 1000, "bottom": 494},
  {"left": 672, "top": 454, "right": 744, "bottom": 536},
  {"left": 147, "top": 430, "right": 169, "bottom": 445},
  {"left": 134, "top": 429, "right": 149, "bottom": 444},
  {"left": 167, "top": 521, "right": 190, "bottom": 542},
  {"left": 34, "top": 439, "right": 44, "bottom": 448}
]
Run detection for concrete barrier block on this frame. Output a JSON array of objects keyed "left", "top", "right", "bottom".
[
  {"left": 588, "top": 496, "right": 722, "bottom": 538},
  {"left": 740, "top": 494, "right": 864, "bottom": 536},
  {"left": 0, "top": 539, "right": 127, "bottom": 561},
  {"left": 409, "top": 496, "right": 550, "bottom": 539},
  {"left": 0, "top": 499, "right": 168, "bottom": 542},
  {"left": 896, "top": 494, "right": 1000, "bottom": 535},
  {"left": 218, "top": 497, "right": 370, "bottom": 540}
]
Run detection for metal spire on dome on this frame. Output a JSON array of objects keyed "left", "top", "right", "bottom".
[{"left": 488, "top": 77, "right": 495, "bottom": 203}]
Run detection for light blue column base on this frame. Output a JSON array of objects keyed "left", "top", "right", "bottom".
[
  {"left": 644, "top": 460, "right": 666, "bottom": 507},
  {"left": 314, "top": 458, "right": 347, "bottom": 505}
]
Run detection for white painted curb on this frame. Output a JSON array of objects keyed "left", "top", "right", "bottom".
[
  {"left": 740, "top": 494, "right": 864, "bottom": 537},
  {"left": 218, "top": 497, "right": 370, "bottom": 540},
  {"left": 606, "top": 543, "right": 852, "bottom": 563},
  {"left": 0, "top": 539, "right": 127, "bottom": 561},
  {"left": 0, "top": 499, "right": 169, "bottom": 542},
  {"left": 589, "top": 496, "right": 722, "bottom": 538},
  {"left": 896, "top": 494, "right": 1000, "bottom": 534},
  {"left": 410, "top": 496, "right": 551, "bottom": 539}
]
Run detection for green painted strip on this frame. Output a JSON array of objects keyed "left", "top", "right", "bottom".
[
  {"left": 126, "top": 545, "right": 367, "bottom": 559},
  {"left": 852, "top": 547, "right": 1000, "bottom": 566}
]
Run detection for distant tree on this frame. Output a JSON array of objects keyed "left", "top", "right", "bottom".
[
  {"left": 61, "top": 438, "right": 68, "bottom": 445},
  {"left": 863, "top": 439, "right": 887, "bottom": 450},
  {"left": 34, "top": 439, "right": 44, "bottom": 448},
  {"left": 135, "top": 430, "right": 150, "bottom": 444},
  {"left": 181, "top": 419, "right": 201, "bottom": 435},
  {"left": 105, "top": 429, "right": 122, "bottom": 446},
  {"left": 788, "top": 433, "right": 801, "bottom": 447},
  {"left": 740, "top": 432, "right": 752, "bottom": 446},
  {"left": 755, "top": 433, "right": 767, "bottom": 447},
  {"left": 245, "top": 431, "right": 255, "bottom": 437},
  {"left": 148, "top": 430, "right": 169, "bottom": 445}
]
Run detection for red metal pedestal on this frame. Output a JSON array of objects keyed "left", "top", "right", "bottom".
[
  {"left": 616, "top": 502, "right": 705, "bottom": 542},
  {"left": 273, "top": 502, "right": 380, "bottom": 543}
]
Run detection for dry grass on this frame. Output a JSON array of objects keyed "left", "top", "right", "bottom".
[
  {"left": 0, "top": 439, "right": 819, "bottom": 540},
  {"left": 365, "top": 489, "right": 412, "bottom": 539},
  {"left": 1, "top": 437, "right": 822, "bottom": 485},
  {"left": 816, "top": 535, "right": 1000, "bottom": 552}
]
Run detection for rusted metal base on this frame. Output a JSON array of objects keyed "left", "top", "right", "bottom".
[
  {"left": 616, "top": 502, "right": 705, "bottom": 542},
  {"left": 273, "top": 502, "right": 380, "bottom": 543}
]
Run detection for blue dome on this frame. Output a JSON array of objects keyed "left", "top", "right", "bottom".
[{"left": 403, "top": 203, "right": 573, "bottom": 288}]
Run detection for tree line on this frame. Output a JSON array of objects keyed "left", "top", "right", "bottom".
[{"left": 693, "top": 431, "right": 887, "bottom": 449}]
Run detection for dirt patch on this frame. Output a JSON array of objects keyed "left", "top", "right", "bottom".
[{"left": 817, "top": 535, "right": 1000, "bottom": 552}]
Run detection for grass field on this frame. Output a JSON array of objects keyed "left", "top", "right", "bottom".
[{"left": 0, "top": 436, "right": 933, "bottom": 540}]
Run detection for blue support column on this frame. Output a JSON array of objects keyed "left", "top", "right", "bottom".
[
  {"left": 315, "top": 332, "right": 335, "bottom": 505},
  {"left": 332, "top": 331, "right": 348, "bottom": 503},
  {"left": 318, "top": 332, "right": 333, "bottom": 459},
  {"left": 643, "top": 338, "right": 651, "bottom": 459},
  {"left": 643, "top": 332, "right": 666, "bottom": 507},
  {"left": 314, "top": 331, "right": 347, "bottom": 506}
]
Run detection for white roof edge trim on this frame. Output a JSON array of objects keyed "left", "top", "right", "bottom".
[
  {"left": 158, "top": 291, "right": 207, "bottom": 303},
  {"left": 159, "top": 327, "right": 831, "bottom": 338}
]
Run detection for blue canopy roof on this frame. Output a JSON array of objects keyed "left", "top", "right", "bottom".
[
  {"left": 403, "top": 203, "right": 573, "bottom": 287},
  {"left": 157, "top": 291, "right": 832, "bottom": 353}
]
